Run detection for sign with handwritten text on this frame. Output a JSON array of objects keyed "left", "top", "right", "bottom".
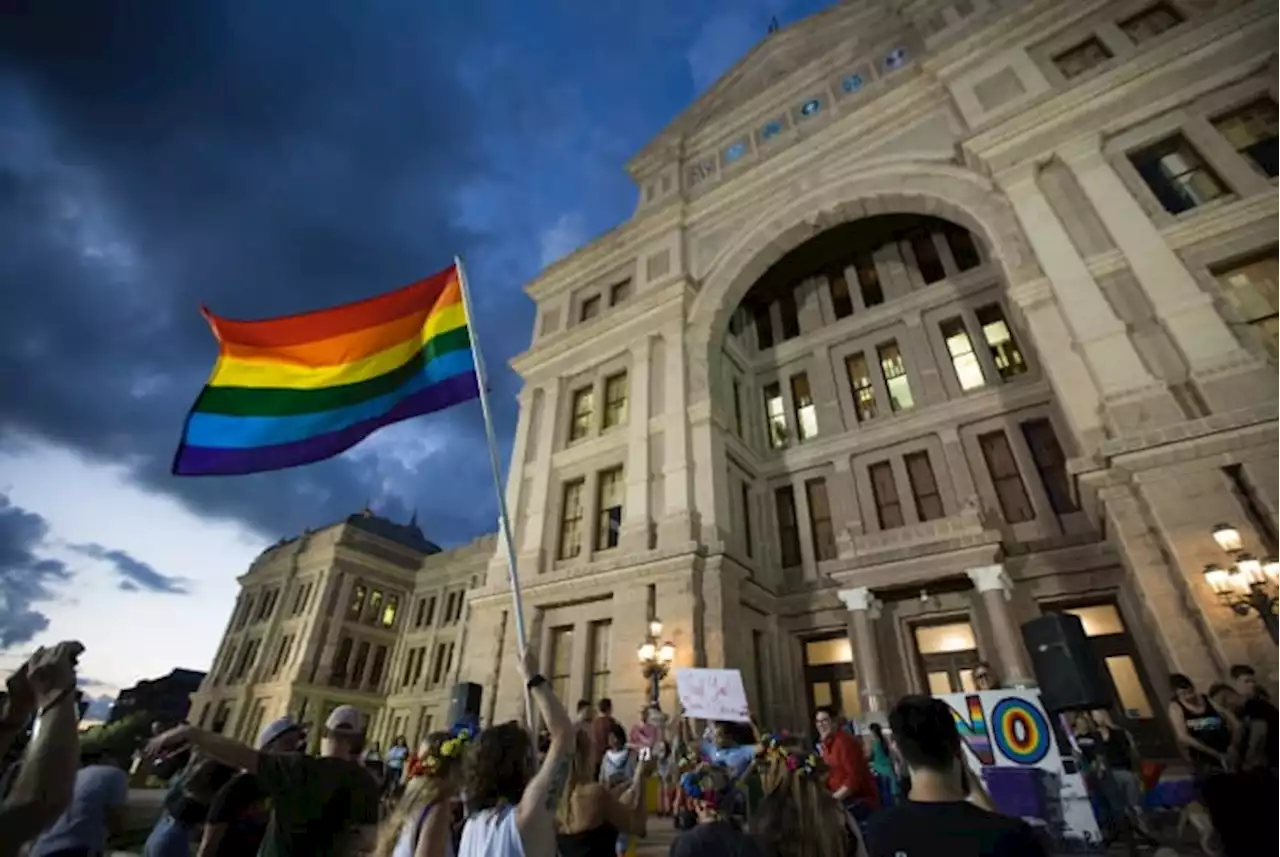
[{"left": 675, "top": 668, "right": 750, "bottom": 722}]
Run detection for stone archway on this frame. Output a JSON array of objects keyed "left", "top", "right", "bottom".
[{"left": 685, "top": 161, "right": 1043, "bottom": 401}]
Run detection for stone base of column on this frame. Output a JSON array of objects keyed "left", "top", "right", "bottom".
[
  {"left": 1191, "top": 357, "right": 1275, "bottom": 414},
  {"left": 658, "top": 511, "right": 700, "bottom": 550},
  {"left": 1102, "top": 382, "right": 1185, "bottom": 435},
  {"left": 618, "top": 522, "right": 654, "bottom": 553}
]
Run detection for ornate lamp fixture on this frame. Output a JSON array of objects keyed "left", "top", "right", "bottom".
[
  {"left": 1202, "top": 523, "right": 1278, "bottom": 642},
  {"left": 637, "top": 618, "right": 675, "bottom": 706}
]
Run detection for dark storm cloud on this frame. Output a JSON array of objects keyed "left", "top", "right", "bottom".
[
  {"left": 0, "top": 493, "right": 72, "bottom": 647},
  {"left": 0, "top": 1, "right": 532, "bottom": 544},
  {"left": 70, "top": 542, "right": 190, "bottom": 595}
]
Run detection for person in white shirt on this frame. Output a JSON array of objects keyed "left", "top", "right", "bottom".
[{"left": 28, "top": 749, "right": 129, "bottom": 857}]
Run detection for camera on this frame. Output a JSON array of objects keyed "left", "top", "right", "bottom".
[{"left": 638, "top": 746, "right": 651, "bottom": 762}]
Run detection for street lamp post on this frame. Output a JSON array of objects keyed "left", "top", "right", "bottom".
[
  {"left": 637, "top": 618, "right": 675, "bottom": 707},
  {"left": 1202, "top": 523, "right": 1279, "bottom": 643}
]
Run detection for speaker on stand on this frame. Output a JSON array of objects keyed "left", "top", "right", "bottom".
[
  {"left": 1020, "top": 612, "right": 1113, "bottom": 714},
  {"left": 448, "top": 682, "right": 483, "bottom": 732}
]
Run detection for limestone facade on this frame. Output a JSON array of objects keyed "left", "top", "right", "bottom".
[
  {"left": 187, "top": 511, "right": 494, "bottom": 751},
  {"left": 193, "top": 0, "right": 1278, "bottom": 759},
  {"left": 461, "top": 0, "right": 1278, "bottom": 756}
]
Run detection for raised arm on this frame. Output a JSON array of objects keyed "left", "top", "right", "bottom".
[
  {"left": 146, "top": 724, "right": 260, "bottom": 775},
  {"left": 515, "top": 648, "right": 575, "bottom": 836},
  {"left": 0, "top": 642, "right": 85, "bottom": 857}
]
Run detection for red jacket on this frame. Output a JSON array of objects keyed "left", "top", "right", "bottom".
[{"left": 822, "top": 730, "right": 879, "bottom": 807}]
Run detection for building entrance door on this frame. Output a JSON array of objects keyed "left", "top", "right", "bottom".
[
  {"left": 802, "top": 634, "right": 860, "bottom": 724},
  {"left": 1052, "top": 602, "right": 1175, "bottom": 758},
  {"left": 914, "top": 621, "right": 981, "bottom": 694}
]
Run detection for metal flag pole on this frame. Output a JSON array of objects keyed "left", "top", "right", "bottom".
[{"left": 453, "top": 256, "right": 535, "bottom": 728}]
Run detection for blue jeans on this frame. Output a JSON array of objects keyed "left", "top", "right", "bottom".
[{"left": 144, "top": 811, "right": 192, "bottom": 857}]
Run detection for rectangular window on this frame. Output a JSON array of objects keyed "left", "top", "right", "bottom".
[
  {"left": 411, "top": 647, "right": 426, "bottom": 687},
  {"left": 351, "top": 641, "right": 370, "bottom": 685},
  {"left": 413, "top": 598, "right": 426, "bottom": 629},
  {"left": 775, "top": 486, "right": 802, "bottom": 568},
  {"left": 975, "top": 304, "right": 1027, "bottom": 380},
  {"left": 1130, "top": 136, "right": 1228, "bottom": 215},
  {"left": 732, "top": 379, "right": 744, "bottom": 437},
  {"left": 763, "top": 382, "right": 788, "bottom": 449},
  {"left": 905, "top": 452, "right": 945, "bottom": 522},
  {"left": 609, "top": 279, "right": 632, "bottom": 306},
  {"left": 1052, "top": 37, "right": 1112, "bottom": 79},
  {"left": 754, "top": 306, "right": 775, "bottom": 350},
  {"left": 944, "top": 225, "right": 981, "bottom": 271},
  {"left": 791, "top": 373, "right": 818, "bottom": 442},
  {"left": 381, "top": 595, "right": 399, "bottom": 629},
  {"left": 869, "top": 461, "right": 905, "bottom": 530},
  {"left": 1021, "top": 418, "right": 1079, "bottom": 514},
  {"left": 602, "top": 372, "right": 628, "bottom": 429},
  {"left": 558, "top": 478, "right": 586, "bottom": 559},
  {"left": 550, "top": 626, "right": 575, "bottom": 702},
  {"left": 941, "top": 318, "right": 986, "bottom": 390},
  {"left": 846, "top": 353, "right": 877, "bottom": 422},
  {"left": 368, "top": 645, "right": 388, "bottom": 689},
  {"left": 348, "top": 585, "right": 367, "bottom": 620},
  {"left": 430, "top": 643, "right": 448, "bottom": 686},
  {"left": 778, "top": 291, "right": 801, "bottom": 341},
  {"left": 589, "top": 620, "right": 612, "bottom": 703},
  {"left": 877, "top": 341, "right": 915, "bottom": 412},
  {"left": 424, "top": 596, "right": 437, "bottom": 626},
  {"left": 740, "top": 482, "right": 754, "bottom": 558},
  {"left": 401, "top": 647, "right": 416, "bottom": 687},
  {"left": 1213, "top": 252, "right": 1279, "bottom": 358},
  {"left": 595, "top": 466, "right": 624, "bottom": 551},
  {"left": 854, "top": 254, "right": 884, "bottom": 307},
  {"left": 829, "top": 270, "right": 854, "bottom": 319},
  {"left": 569, "top": 387, "right": 594, "bottom": 441},
  {"left": 805, "top": 478, "right": 837, "bottom": 562},
  {"left": 331, "top": 637, "right": 352, "bottom": 683},
  {"left": 907, "top": 231, "right": 946, "bottom": 283},
  {"left": 1213, "top": 100, "right": 1278, "bottom": 179},
  {"left": 1118, "top": 3, "right": 1183, "bottom": 44},
  {"left": 365, "top": 590, "right": 383, "bottom": 626},
  {"left": 579, "top": 294, "right": 601, "bottom": 322},
  {"left": 978, "top": 431, "right": 1035, "bottom": 523}
]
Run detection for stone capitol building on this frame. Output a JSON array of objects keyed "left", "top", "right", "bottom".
[{"left": 188, "top": 0, "right": 1278, "bottom": 758}]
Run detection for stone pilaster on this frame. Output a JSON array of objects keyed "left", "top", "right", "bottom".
[
  {"left": 838, "top": 587, "right": 887, "bottom": 713},
  {"left": 1059, "top": 136, "right": 1271, "bottom": 413},
  {"left": 998, "top": 166, "right": 1179, "bottom": 432},
  {"left": 660, "top": 323, "right": 698, "bottom": 546},
  {"left": 620, "top": 337, "right": 654, "bottom": 552},
  {"left": 966, "top": 565, "right": 1033, "bottom": 688},
  {"left": 518, "top": 382, "right": 562, "bottom": 573}
]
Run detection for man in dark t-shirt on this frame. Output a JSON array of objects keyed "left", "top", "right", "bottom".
[
  {"left": 865, "top": 696, "right": 1047, "bottom": 857},
  {"left": 201, "top": 716, "right": 305, "bottom": 857},
  {"left": 147, "top": 705, "right": 380, "bottom": 857}
]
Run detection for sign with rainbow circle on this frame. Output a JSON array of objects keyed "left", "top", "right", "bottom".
[{"left": 935, "top": 689, "right": 1102, "bottom": 850}]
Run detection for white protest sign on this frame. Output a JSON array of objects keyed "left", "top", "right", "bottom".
[{"left": 674, "top": 668, "right": 750, "bottom": 722}]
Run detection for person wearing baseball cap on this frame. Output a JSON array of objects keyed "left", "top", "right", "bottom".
[
  {"left": 147, "top": 704, "right": 381, "bottom": 856},
  {"left": 195, "top": 717, "right": 305, "bottom": 857}
]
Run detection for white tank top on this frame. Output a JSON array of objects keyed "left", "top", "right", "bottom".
[
  {"left": 457, "top": 806, "right": 525, "bottom": 857},
  {"left": 392, "top": 802, "right": 456, "bottom": 857}
]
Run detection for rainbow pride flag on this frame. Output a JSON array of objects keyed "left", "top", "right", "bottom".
[{"left": 172, "top": 264, "right": 479, "bottom": 476}]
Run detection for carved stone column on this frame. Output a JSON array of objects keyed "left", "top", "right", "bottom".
[
  {"left": 519, "top": 382, "right": 562, "bottom": 573},
  {"left": 838, "top": 587, "right": 887, "bottom": 713},
  {"left": 661, "top": 324, "right": 697, "bottom": 545},
  {"left": 620, "top": 337, "right": 653, "bottom": 552},
  {"left": 966, "top": 565, "right": 1033, "bottom": 688},
  {"left": 1060, "top": 135, "right": 1270, "bottom": 412}
]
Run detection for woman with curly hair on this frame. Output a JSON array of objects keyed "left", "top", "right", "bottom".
[
  {"left": 375, "top": 730, "right": 470, "bottom": 857},
  {"left": 554, "top": 726, "right": 649, "bottom": 857},
  {"left": 669, "top": 764, "right": 764, "bottom": 857},
  {"left": 458, "top": 648, "right": 575, "bottom": 857},
  {"left": 751, "top": 733, "right": 860, "bottom": 857}
]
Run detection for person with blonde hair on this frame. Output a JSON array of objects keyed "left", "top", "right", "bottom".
[
  {"left": 751, "top": 732, "right": 858, "bottom": 857},
  {"left": 376, "top": 728, "right": 471, "bottom": 857},
  {"left": 554, "top": 725, "right": 649, "bottom": 857}
]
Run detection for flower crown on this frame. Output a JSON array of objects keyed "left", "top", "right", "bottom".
[
  {"left": 756, "top": 731, "right": 820, "bottom": 776},
  {"left": 421, "top": 727, "right": 471, "bottom": 776},
  {"left": 679, "top": 769, "right": 727, "bottom": 808}
]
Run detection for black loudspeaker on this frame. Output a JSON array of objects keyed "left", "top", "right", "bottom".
[
  {"left": 1020, "top": 613, "right": 1113, "bottom": 713},
  {"left": 447, "top": 682, "right": 483, "bottom": 728}
]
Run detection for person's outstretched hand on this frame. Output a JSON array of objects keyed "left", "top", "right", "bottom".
[
  {"left": 26, "top": 641, "right": 84, "bottom": 710},
  {"left": 145, "top": 723, "right": 194, "bottom": 758}
]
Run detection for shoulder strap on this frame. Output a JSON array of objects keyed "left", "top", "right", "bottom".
[{"left": 410, "top": 800, "right": 436, "bottom": 849}]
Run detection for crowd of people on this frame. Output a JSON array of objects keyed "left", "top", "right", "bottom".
[{"left": 1, "top": 639, "right": 1277, "bottom": 857}]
